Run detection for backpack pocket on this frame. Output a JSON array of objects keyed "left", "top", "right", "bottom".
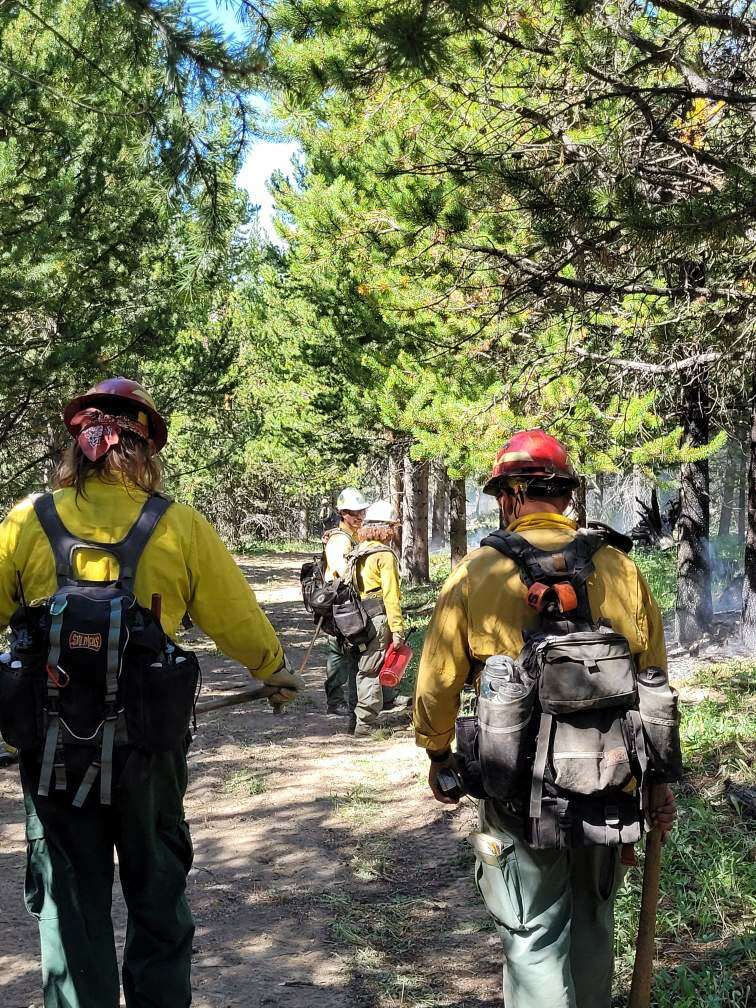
[
  {"left": 124, "top": 643, "right": 199, "bottom": 753},
  {"left": 478, "top": 680, "right": 537, "bottom": 800},
  {"left": 332, "top": 592, "right": 375, "bottom": 646},
  {"left": 539, "top": 632, "right": 637, "bottom": 713},
  {"left": 455, "top": 715, "right": 487, "bottom": 799},
  {"left": 549, "top": 709, "right": 634, "bottom": 795},
  {"left": 637, "top": 669, "right": 683, "bottom": 781},
  {"left": 0, "top": 655, "right": 46, "bottom": 751}
]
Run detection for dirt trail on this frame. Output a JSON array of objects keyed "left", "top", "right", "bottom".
[{"left": 0, "top": 552, "right": 497, "bottom": 1008}]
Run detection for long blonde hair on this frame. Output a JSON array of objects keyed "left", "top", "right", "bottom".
[{"left": 53, "top": 432, "right": 163, "bottom": 498}]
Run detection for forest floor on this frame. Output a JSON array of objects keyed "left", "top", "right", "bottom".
[{"left": 0, "top": 550, "right": 753, "bottom": 1008}]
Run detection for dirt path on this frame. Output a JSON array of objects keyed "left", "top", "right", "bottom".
[{"left": 0, "top": 552, "right": 497, "bottom": 1008}]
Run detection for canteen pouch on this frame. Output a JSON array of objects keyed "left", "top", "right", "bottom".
[
  {"left": 636, "top": 668, "right": 683, "bottom": 781},
  {"left": 0, "top": 655, "right": 46, "bottom": 751},
  {"left": 124, "top": 623, "right": 199, "bottom": 753},
  {"left": 549, "top": 708, "right": 634, "bottom": 795},
  {"left": 537, "top": 630, "right": 637, "bottom": 714},
  {"left": 455, "top": 715, "right": 487, "bottom": 799},
  {"left": 0, "top": 607, "right": 50, "bottom": 751},
  {"left": 478, "top": 680, "right": 537, "bottom": 801}
]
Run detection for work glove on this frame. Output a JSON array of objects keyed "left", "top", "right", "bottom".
[
  {"left": 391, "top": 632, "right": 405, "bottom": 648},
  {"left": 264, "top": 657, "right": 306, "bottom": 706},
  {"left": 649, "top": 782, "right": 677, "bottom": 843},
  {"left": 427, "top": 749, "right": 463, "bottom": 805}
]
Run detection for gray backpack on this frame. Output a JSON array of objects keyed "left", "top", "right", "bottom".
[{"left": 475, "top": 526, "right": 682, "bottom": 849}]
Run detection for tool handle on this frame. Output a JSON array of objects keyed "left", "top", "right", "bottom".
[
  {"left": 195, "top": 685, "right": 278, "bottom": 714},
  {"left": 629, "top": 828, "right": 663, "bottom": 1008}
]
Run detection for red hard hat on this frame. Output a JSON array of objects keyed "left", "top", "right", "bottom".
[
  {"left": 483, "top": 429, "right": 579, "bottom": 496},
  {"left": 63, "top": 378, "right": 168, "bottom": 450}
]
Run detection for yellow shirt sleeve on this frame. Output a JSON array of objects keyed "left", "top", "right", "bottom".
[
  {"left": 636, "top": 570, "right": 668, "bottom": 673},
  {"left": 324, "top": 531, "right": 352, "bottom": 580},
  {"left": 187, "top": 511, "right": 284, "bottom": 680},
  {"left": 377, "top": 553, "right": 404, "bottom": 634},
  {"left": 413, "top": 563, "right": 472, "bottom": 751},
  {"left": 0, "top": 499, "right": 29, "bottom": 630}
]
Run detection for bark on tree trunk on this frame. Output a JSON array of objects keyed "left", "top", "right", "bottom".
[
  {"left": 717, "top": 443, "right": 738, "bottom": 538},
  {"left": 388, "top": 437, "right": 405, "bottom": 554},
  {"left": 431, "top": 462, "right": 449, "bottom": 549},
  {"left": 297, "top": 502, "right": 309, "bottom": 541},
  {"left": 575, "top": 477, "right": 587, "bottom": 528},
  {"left": 742, "top": 370, "right": 756, "bottom": 648},
  {"left": 738, "top": 465, "right": 747, "bottom": 543},
  {"left": 676, "top": 370, "right": 713, "bottom": 644},
  {"left": 402, "top": 455, "right": 430, "bottom": 585},
  {"left": 449, "top": 478, "right": 467, "bottom": 568}
]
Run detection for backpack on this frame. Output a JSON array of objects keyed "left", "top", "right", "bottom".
[
  {"left": 0, "top": 493, "right": 200, "bottom": 808},
  {"left": 473, "top": 525, "right": 681, "bottom": 849},
  {"left": 299, "top": 539, "right": 394, "bottom": 648}
]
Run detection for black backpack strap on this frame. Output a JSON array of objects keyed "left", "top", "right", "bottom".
[
  {"left": 33, "top": 494, "right": 86, "bottom": 586},
  {"left": 114, "top": 495, "right": 172, "bottom": 588},
  {"left": 33, "top": 493, "right": 172, "bottom": 590},
  {"left": 479, "top": 531, "right": 546, "bottom": 587},
  {"left": 481, "top": 528, "right": 610, "bottom": 621}
]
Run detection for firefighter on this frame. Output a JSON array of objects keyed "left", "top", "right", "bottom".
[
  {"left": 0, "top": 378, "right": 304, "bottom": 1008},
  {"left": 321, "top": 488, "right": 369, "bottom": 715},
  {"left": 350, "top": 499, "right": 406, "bottom": 736},
  {"left": 413, "top": 430, "right": 678, "bottom": 1008}
]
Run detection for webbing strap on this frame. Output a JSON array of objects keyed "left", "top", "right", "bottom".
[
  {"left": 100, "top": 597, "right": 122, "bottom": 806},
  {"left": 39, "top": 604, "right": 67, "bottom": 796},
  {"left": 100, "top": 722, "right": 116, "bottom": 806},
  {"left": 529, "top": 713, "right": 553, "bottom": 820},
  {"left": 626, "top": 709, "right": 649, "bottom": 810},
  {"left": 73, "top": 762, "right": 100, "bottom": 809},
  {"left": 37, "top": 716, "right": 59, "bottom": 798}
]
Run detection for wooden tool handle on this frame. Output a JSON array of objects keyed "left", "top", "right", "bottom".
[
  {"left": 195, "top": 685, "right": 276, "bottom": 714},
  {"left": 629, "top": 828, "right": 663, "bottom": 1008}
]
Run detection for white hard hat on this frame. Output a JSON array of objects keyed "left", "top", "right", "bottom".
[
  {"left": 336, "top": 488, "right": 369, "bottom": 512},
  {"left": 364, "top": 499, "right": 398, "bottom": 524}
]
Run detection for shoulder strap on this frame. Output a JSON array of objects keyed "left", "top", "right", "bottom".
[
  {"left": 481, "top": 527, "right": 609, "bottom": 621},
  {"left": 345, "top": 542, "right": 396, "bottom": 587},
  {"left": 33, "top": 493, "right": 172, "bottom": 590}
]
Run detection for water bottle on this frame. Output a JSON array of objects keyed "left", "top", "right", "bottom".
[{"left": 480, "top": 655, "right": 526, "bottom": 701}]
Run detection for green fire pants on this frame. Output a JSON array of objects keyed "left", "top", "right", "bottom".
[
  {"left": 325, "top": 637, "right": 357, "bottom": 708},
  {"left": 20, "top": 745, "right": 194, "bottom": 1008},
  {"left": 475, "top": 800, "right": 626, "bottom": 1008}
]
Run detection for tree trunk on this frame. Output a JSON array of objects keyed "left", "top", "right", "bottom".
[
  {"left": 742, "top": 370, "right": 756, "bottom": 647},
  {"left": 676, "top": 370, "right": 713, "bottom": 644},
  {"left": 388, "top": 437, "right": 405, "bottom": 554},
  {"left": 297, "top": 502, "right": 309, "bottom": 540},
  {"left": 449, "top": 478, "right": 467, "bottom": 567},
  {"left": 717, "top": 443, "right": 738, "bottom": 537},
  {"left": 738, "top": 465, "right": 747, "bottom": 543},
  {"left": 431, "top": 462, "right": 449, "bottom": 549},
  {"left": 575, "top": 477, "right": 587, "bottom": 528},
  {"left": 402, "top": 455, "right": 430, "bottom": 585}
]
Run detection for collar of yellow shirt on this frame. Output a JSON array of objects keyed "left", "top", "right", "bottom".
[{"left": 507, "top": 511, "right": 577, "bottom": 534}]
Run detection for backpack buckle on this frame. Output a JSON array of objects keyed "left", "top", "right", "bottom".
[{"left": 605, "top": 805, "right": 621, "bottom": 828}]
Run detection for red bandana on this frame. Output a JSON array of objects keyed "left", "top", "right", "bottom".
[{"left": 69, "top": 409, "right": 150, "bottom": 461}]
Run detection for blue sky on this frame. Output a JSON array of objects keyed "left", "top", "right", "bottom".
[{"left": 189, "top": 2, "right": 300, "bottom": 236}]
